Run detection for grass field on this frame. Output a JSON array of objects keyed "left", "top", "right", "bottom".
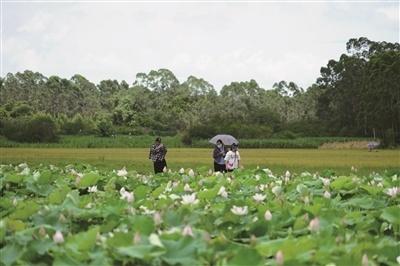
[{"left": 1, "top": 148, "right": 398, "bottom": 175}]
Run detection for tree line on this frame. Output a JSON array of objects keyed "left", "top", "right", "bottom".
[{"left": 0, "top": 37, "right": 399, "bottom": 146}]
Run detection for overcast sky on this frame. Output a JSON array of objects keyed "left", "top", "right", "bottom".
[{"left": 1, "top": 1, "right": 399, "bottom": 90}]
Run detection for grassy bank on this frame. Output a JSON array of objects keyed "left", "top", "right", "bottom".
[
  {"left": 0, "top": 135, "right": 373, "bottom": 149},
  {"left": 1, "top": 148, "right": 398, "bottom": 176}
]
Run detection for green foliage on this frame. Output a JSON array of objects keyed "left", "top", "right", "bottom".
[
  {"left": 96, "top": 119, "right": 114, "bottom": 137},
  {"left": 2, "top": 114, "right": 59, "bottom": 143},
  {"left": 0, "top": 163, "right": 399, "bottom": 265}
]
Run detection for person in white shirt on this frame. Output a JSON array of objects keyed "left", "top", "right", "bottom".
[{"left": 224, "top": 143, "right": 240, "bottom": 172}]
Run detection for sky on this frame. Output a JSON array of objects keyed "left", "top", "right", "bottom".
[{"left": 1, "top": 0, "right": 399, "bottom": 90}]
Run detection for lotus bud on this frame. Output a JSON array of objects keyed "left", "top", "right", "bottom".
[
  {"left": 53, "top": 231, "right": 64, "bottom": 244},
  {"left": 276, "top": 250, "right": 284, "bottom": 265},
  {"left": 308, "top": 217, "right": 320, "bottom": 232},
  {"left": 188, "top": 169, "right": 195, "bottom": 177},
  {"left": 182, "top": 225, "right": 194, "bottom": 237},
  {"left": 362, "top": 254, "right": 368, "bottom": 266},
  {"left": 264, "top": 210, "right": 272, "bottom": 221}
]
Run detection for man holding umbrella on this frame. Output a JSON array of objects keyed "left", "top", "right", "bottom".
[{"left": 213, "top": 139, "right": 227, "bottom": 172}]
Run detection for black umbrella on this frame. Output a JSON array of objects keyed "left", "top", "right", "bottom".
[{"left": 209, "top": 134, "right": 239, "bottom": 146}]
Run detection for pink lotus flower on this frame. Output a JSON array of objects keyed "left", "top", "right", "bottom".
[
  {"left": 308, "top": 217, "right": 320, "bottom": 232},
  {"left": 182, "top": 225, "right": 194, "bottom": 237},
  {"left": 276, "top": 250, "right": 284, "bottom": 265},
  {"left": 53, "top": 231, "right": 64, "bottom": 244}
]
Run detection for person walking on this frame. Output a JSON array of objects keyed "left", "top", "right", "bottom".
[
  {"left": 149, "top": 137, "right": 167, "bottom": 174},
  {"left": 224, "top": 143, "right": 240, "bottom": 172},
  {"left": 213, "top": 139, "right": 226, "bottom": 172}
]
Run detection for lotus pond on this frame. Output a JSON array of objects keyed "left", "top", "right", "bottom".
[{"left": 0, "top": 163, "right": 399, "bottom": 265}]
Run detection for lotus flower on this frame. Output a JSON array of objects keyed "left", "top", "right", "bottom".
[
  {"left": 133, "top": 231, "right": 141, "bottom": 244},
  {"left": 272, "top": 186, "right": 282, "bottom": 197},
  {"left": 230, "top": 205, "right": 248, "bottom": 216},
  {"left": 397, "top": 256, "right": 400, "bottom": 264},
  {"left": 184, "top": 183, "right": 192, "bottom": 192},
  {"left": 88, "top": 185, "right": 98, "bottom": 193},
  {"left": 153, "top": 212, "right": 162, "bottom": 226},
  {"left": 264, "top": 210, "right": 272, "bottom": 221},
  {"left": 188, "top": 169, "right": 195, "bottom": 177},
  {"left": 53, "top": 231, "right": 64, "bottom": 244},
  {"left": 255, "top": 174, "right": 261, "bottom": 181},
  {"left": 119, "top": 187, "right": 134, "bottom": 203},
  {"left": 323, "top": 190, "right": 331, "bottom": 199},
  {"left": 179, "top": 168, "right": 185, "bottom": 174},
  {"left": 321, "top": 178, "right": 330, "bottom": 187},
  {"left": 218, "top": 186, "right": 228, "bottom": 198},
  {"left": 182, "top": 225, "right": 194, "bottom": 237},
  {"left": 362, "top": 254, "right": 369, "bottom": 266},
  {"left": 276, "top": 250, "right": 284, "bottom": 265},
  {"left": 163, "top": 166, "right": 167, "bottom": 173},
  {"left": 18, "top": 162, "right": 28, "bottom": 169},
  {"left": 263, "top": 168, "right": 272, "bottom": 175},
  {"left": 253, "top": 193, "right": 266, "bottom": 203},
  {"left": 117, "top": 167, "right": 128, "bottom": 177},
  {"left": 308, "top": 217, "right": 320, "bottom": 232},
  {"left": 181, "top": 193, "right": 199, "bottom": 205},
  {"left": 385, "top": 187, "right": 399, "bottom": 198},
  {"left": 285, "top": 170, "right": 291, "bottom": 179}
]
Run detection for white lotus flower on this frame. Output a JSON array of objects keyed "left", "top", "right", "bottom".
[
  {"left": 117, "top": 167, "right": 128, "bottom": 177},
  {"left": 53, "top": 231, "right": 64, "bottom": 244},
  {"left": 362, "top": 254, "right": 369, "bottom": 266},
  {"left": 184, "top": 183, "right": 192, "bottom": 192},
  {"left": 321, "top": 178, "right": 330, "bottom": 187},
  {"left": 20, "top": 167, "right": 30, "bottom": 176},
  {"left": 323, "top": 191, "right": 331, "bottom": 199},
  {"left": 263, "top": 168, "right": 273, "bottom": 176},
  {"left": 181, "top": 193, "right": 199, "bottom": 205},
  {"left": 18, "top": 162, "right": 28, "bottom": 169},
  {"left": 385, "top": 187, "right": 399, "bottom": 198},
  {"left": 308, "top": 217, "right": 320, "bottom": 232},
  {"left": 139, "top": 205, "right": 155, "bottom": 215},
  {"left": 179, "top": 168, "right": 185, "bottom": 174},
  {"left": 163, "top": 166, "right": 167, "bottom": 173},
  {"left": 252, "top": 193, "right": 266, "bottom": 203},
  {"left": 264, "top": 210, "right": 272, "bottom": 221},
  {"left": 218, "top": 186, "right": 228, "bottom": 198},
  {"left": 208, "top": 169, "right": 213, "bottom": 175},
  {"left": 285, "top": 170, "right": 291, "bottom": 179},
  {"left": 272, "top": 186, "right": 282, "bottom": 196},
  {"left": 255, "top": 174, "right": 260, "bottom": 181},
  {"left": 182, "top": 225, "right": 194, "bottom": 237},
  {"left": 119, "top": 187, "right": 134, "bottom": 203},
  {"left": 230, "top": 205, "right": 248, "bottom": 216},
  {"left": 396, "top": 256, "right": 400, "bottom": 264},
  {"left": 276, "top": 250, "right": 284, "bottom": 265},
  {"left": 88, "top": 185, "right": 98, "bottom": 193},
  {"left": 188, "top": 169, "right": 195, "bottom": 177}
]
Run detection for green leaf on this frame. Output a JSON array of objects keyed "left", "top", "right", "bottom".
[
  {"left": 228, "top": 247, "right": 263, "bottom": 266},
  {"left": 0, "top": 244, "right": 21, "bottom": 266},
  {"left": 48, "top": 185, "right": 71, "bottom": 204},
  {"left": 9, "top": 201, "right": 40, "bottom": 220},
  {"left": 66, "top": 227, "right": 99, "bottom": 252},
  {"left": 330, "top": 176, "right": 356, "bottom": 191},
  {"left": 77, "top": 172, "right": 100, "bottom": 188},
  {"left": 161, "top": 237, "right": 200, "bottom": 265},
  {"left": 380, "top": 206, "right": 400, "bottom": 225}
]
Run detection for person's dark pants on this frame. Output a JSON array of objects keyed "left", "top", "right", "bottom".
[
  {"left": 154, "top": 159, "right": 167, "bottom": 174},
  {"left": 214, "top": 162, "right": 226, "bottom": 172}
]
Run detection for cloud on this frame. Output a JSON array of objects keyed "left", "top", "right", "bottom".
[
  {"left": 377, "top": 6, "right": 399, "bottom": 22},
  {"left": 2, "top": 2, "right": 399, "bottom": 90}
]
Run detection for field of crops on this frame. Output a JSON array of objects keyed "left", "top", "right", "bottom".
[{"left": 0, "top": 163, "right": 399, "bottom": 265}]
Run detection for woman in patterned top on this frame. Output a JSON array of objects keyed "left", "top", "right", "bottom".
[
  {"left": 213, "top": 139, "right": 226, "bottom": 172},
  {"left": 149, "top": 137, "right": 168, "bottom": 174}
]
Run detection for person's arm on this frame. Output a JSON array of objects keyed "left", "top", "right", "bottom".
[
  {"left": 164, "top": 145, "right": 168, "bottom": 156},
  {"left": 213, "top": 148, "right": 219, "bottom": 159},
  {"left": 224, "top": 152, "right": 230, "bottom": 168}
]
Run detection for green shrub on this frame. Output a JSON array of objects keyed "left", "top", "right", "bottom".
[
  {"left": 2, "top": 114, "right": 59, "bottom": 142},
  {"left": 382, "top": 128, "right": 396, "bottom": 148},
  {"left": 97, "top": 119, "right": 114, "bottom": 137}
]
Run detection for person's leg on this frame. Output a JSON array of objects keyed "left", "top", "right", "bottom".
[
  {"left": 154, "top": 161, "right": 163, "bottom": 174},
  {"left": 214, "top": 162, "right": 219, "bottom": 172}
]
